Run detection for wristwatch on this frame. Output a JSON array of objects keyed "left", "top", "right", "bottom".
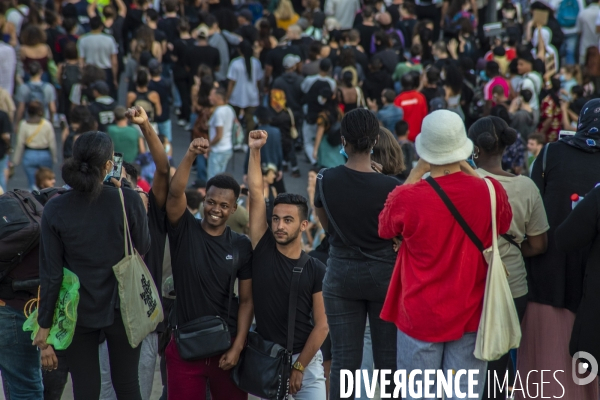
[{"left": 292, "top": 361, "right": 305, "bottom": 373}]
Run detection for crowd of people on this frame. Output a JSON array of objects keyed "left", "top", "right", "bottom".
[{"left": 1, "top": 0, "right": 600, "bottom": 399}]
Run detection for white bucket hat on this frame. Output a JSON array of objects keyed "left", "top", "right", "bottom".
[{"left": 415, "top": 110, "right": 473, "bottom": 165}]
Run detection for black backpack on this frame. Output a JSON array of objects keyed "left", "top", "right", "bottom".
[
  {"left": 0, "top": 190, "right": 43, "bottom": 282},
  {"left": 0, "top": 188, "right": 67, "bottom": 283},
  {"left": 463, "top": 78, "right": 485, "bottom": 120}
]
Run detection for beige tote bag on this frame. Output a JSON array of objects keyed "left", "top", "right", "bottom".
[
  {"left": 113, "top": 189, "right": 163, "bottom": 348},
  {"left": 474, "top": 179, "right": 522, "bottom": 361}
]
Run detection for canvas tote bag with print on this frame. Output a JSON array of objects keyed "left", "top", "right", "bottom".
[
  {"left": 474, "top": 178, "right": 522, "bottom": 361},
  {"left": 113, "top": 188, "right": 163, "bottom": 348}
]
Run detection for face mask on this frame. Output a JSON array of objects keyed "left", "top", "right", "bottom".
[
  {"left": 253, "top": 115, "right": 259, "bottom": 125},
  {"left": 559, "top": 74, "right": 566, "bottom": 83},
  {"left": 339, "top": 146, "right": 348, "bottom": 158},
  {"left": 318, "top": 96, "right": 327, "bottom": 105}
]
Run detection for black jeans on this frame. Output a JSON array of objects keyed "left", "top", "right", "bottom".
[
  {"left": 482, "top": 294, "right": 529, "bottom": 400},
  {"left": 42, "top": 353, "right": 69, "bottom": 400},
  {"left": 63, "top": 312, "right": 142, "bottom": 400},
  {"left": 323, "top": 246, "right": 398, "bottom": 400},
  {"left": 175, "top": 77, "right": 192, "bottom": 121}
]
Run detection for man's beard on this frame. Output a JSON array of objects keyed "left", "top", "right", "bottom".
[{"left": 273, "top": 228, "right": 301, "bottom": 245}]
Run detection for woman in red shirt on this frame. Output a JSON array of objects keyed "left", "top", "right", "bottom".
[{"left": 379, "top": 110, "right": 512, "bottom": 399}]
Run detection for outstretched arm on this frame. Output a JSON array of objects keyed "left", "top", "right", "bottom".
[
  {"left": 248, "top": 130, "right": 269, "bottom": 248},
  {"left": 166, "top": 138, "right": 209, "bottom": 226},
  {"left": 126, "top": 106, "right": 169, "bottom": 207}
]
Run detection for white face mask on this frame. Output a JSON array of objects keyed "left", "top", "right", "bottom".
[{"left": 318, "top": 96, "right": 327, "bottom": 105}]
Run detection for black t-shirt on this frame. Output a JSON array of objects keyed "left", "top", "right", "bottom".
[
  {"left": 265, "top": 44, "right": 303, "bottom": 82},
  {"left": 148, "top": 78, "right": 171, "bottom": 122},
  {"left": 355, "top": 24, "right": 378, "bottom": 55},
  {"left": 314, "top": 166, "right": 399, "bottom": 252},
  {"left": 185, "top": 44, "right": 220, "bottom": 79},
  {"left": 235, "top": 24, "right": 258, "bottom": 44},
  {"left": 420, "top": 86, "right": 446, "bottom": 110},
  {"left": 88, "top": 98, "right": 117, "bottom": 133},
  {"left": 172, "top": 37, "right": 195, "bottom": 79},
  {"left": 168, "top": 211, "right": 252, "bottom": 335},
  {"left": 252, "top": 230, "right": 325, "bottom": 354},
  {"left": 152, "top": 28, "right": 167, "bottom": 45},
  {"left": 0, "top": 110, "right": 13, "bottom": 159},
  {"left": 157, "top": 17, "right": 180, "bottom": 44}
]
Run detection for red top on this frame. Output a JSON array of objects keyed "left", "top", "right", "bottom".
[
  {"left": 394, "top": 90, "right": 428, "bottom": 142},
  {"left": 137, "top": 178, "right": 151, "bottom": 193},
  {"left": 379, "top": 173, "right": 512, "bottom": 342}
]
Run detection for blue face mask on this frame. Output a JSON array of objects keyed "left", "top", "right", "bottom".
[{"left": 339, "top": 146, "right": 348, "bottom": 158}]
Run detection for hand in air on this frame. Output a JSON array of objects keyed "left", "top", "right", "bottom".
[
  {"left": 125, "top": 106, "right": 149, "bottom": 125},
  {"left": 248, "top": 130, "right": 268, "bottom": 150},
  {"left": 189, "top": 138, "right": 210, "bottom": 155}
]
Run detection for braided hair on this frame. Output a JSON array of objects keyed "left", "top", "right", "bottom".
[
  {"left": 467, "top": 116, "right": 517, "bottom": 156},
  {"left": 341, "top": 108, "right": 380, "bottom": 153}
]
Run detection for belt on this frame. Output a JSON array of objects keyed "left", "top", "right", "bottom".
[{"left": 25, "top": 147, "right": 49, "bottom": 151}]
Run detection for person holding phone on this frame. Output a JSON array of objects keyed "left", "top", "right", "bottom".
[{"left": 34, "top": 130, "right": 150, "bottom": 400}]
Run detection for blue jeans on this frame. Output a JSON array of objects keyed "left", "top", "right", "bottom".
[
  {"left": 207, "top": 150, "right": 233, "bottom": 180},
  {"left": 323, "top": 246, "right": 397, "bottom": 400},
  {"left": 0, "top": 155, "right": 8, "bottom": 192},
  {"left": 397, "top": 330, "right": 487, "bottom": 400},
  {"left": 561, "top": 33, "right": 578, "bottom": 66},
  {"left": 0, "top": 304, "right": 43, "bottom": 400},
  {"left": 22, "top": 149, "right": 53, "bottom": 190},
  {"left": 156, "top": 120, "right": 172, "bottom": 142}
]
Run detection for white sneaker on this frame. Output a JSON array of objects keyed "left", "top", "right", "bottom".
[{"left": 178, "top": 119, "right": 187, "bottom": 127}]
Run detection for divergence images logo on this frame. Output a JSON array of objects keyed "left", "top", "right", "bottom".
[{"left": 572, "top": 351, "right": 598, "bottom": 386}]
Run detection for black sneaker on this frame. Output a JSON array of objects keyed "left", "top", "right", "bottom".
[{"left": 292, "top": 170, "right": 301, "bottom": 178}]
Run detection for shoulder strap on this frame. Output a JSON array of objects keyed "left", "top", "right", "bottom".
[
  {"left": 286, "top": 107, "right": 296, "bottom": 128},
  {"left": 25, "top": 121, "right": 45, "bottom": 146},
  {"left": 426, "top": 176, "right": 484, "bottom": 252},
  {"left": 316, "top": 168, "right": 391, "bottom": 262},
  {"left": 501, "top": 233, "right": 522, "bottom": 252},
  {"left": 542, "top": 142, "right": 550, "bottom": 178},
  {"left": 287, "top": 252, "right": 310, "bottom": 353}
]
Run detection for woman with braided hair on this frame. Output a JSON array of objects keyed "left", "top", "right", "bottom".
[{"left": 314, "top": 108, "right": 399, "bottom": 400}]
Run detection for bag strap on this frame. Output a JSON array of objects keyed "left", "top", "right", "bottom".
[
  {"left": 25, "top": 121, "right": 45, "bottom": 146},
  {"left": 541, "top": 142, "right": 551, "bottom": 178},
  {"left": 117, "top": 188, "right": 134, "bottom": 257},
  {"left": 501, "top": 233, "right": 521, "bottom": 252},
  {"left": 316, "top": 168, "right": 392, "bottom": 262},
  {"left": 287, "top": 252, "right": 310, "bottom": 353},
  {"left": 286, "top": 107, "right": 296, "bottom": 129},
  {"left": 484, "top": 178, "right": 498, "bottom": 252},
  {"left": 426, "top": 176, "right": 484, "bottom": 252}
]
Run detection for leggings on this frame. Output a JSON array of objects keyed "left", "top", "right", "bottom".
[
  {"left": 482, "top": 294, "right": 528, "bottom": 400},
  {"left": 175, "top": 77, "right": 192, "bottom": 121},
  {"left": 63, "top": 312, "right": 142, "bottom": 400}
]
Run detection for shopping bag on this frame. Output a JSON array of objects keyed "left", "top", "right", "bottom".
[
  {"left": 473, "top": 179, "right": 522, "bottom": 361},
  {"left": 23, "top": 268, "right": 80, "bottom": 350},
  {"left": 113, "top": 189, "right": 163, "bottom": 348}
]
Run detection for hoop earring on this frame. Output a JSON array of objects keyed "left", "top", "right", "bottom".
[{"left": 472, "top": 151, "right": 479, "bottom": 159}]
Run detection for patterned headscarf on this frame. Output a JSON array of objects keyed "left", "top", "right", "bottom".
[{"left": 561, "top": 98, "right": 600, "bottom": 153}]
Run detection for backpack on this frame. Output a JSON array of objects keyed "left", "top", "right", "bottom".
[
  {"left": 0, "top": 190, "right": 43, "bottom": 282},
  {"left": 61, "top": 64, "right": 82, "bottom": 98},
  {"left": 229, "top": 106, "right": 244, "bottom": 147},
  {"left": 133, "top": 92, "right": 155, "bottom": 122},
  {"left": 557, "top": 0, "right": 579, "bottom": 28},
  {"left": 325, "top": 120, "right": 342, "bottom": 147},
  {"left": 26, "top": 83, "right": 47, "bottom": 108},
  {"left": 463, "top": 78, "right": 485, "bottom": 120}
]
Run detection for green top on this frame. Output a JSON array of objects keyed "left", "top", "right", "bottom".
[
  {"left": 392, "top": 62, "right": 423, "bottom": 82},
  {"left": 107, "top": 125, "right": 140, "bottom": 163}
]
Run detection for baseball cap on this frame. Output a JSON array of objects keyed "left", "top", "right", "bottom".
[
  {"left": 283, "top": 54, "right": 301, "bottom": 69},
  {"left": 90, "top": 80, "right": 110, "bottom": 96},
  {"left": 196, "top": 24, "right": 209, "bottom": 39}
]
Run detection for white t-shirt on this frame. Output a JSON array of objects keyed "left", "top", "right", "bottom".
[
  {"left": 227, "top": 57, "right": 263, "bottom": 109},
  {"left": 209, "top": 105, "right": 235, "bottom": 153}
]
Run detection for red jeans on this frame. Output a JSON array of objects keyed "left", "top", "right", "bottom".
[{"left": 166, "top": 336, "right": 247, "bottom": 400}]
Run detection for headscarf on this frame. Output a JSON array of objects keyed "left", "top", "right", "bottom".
[
  {"left": 561, "top": 98, "right": 600, "bottom": 153},
  {"left": 531, "top": 27, "right": 559, "bottom": 71}
]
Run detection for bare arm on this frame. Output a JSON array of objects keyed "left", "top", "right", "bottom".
[
  {"left": 127, "top": 106, "right": 169, "bottom": 206},
  {"left": 115, "top": 0, "right": 127, "bottom": 17},
  {"left": 148, "top": 92, "right": 162, "bottom": 118},
  {"left": 126, "top": 92, "right": 136, "bottom": 107},
  {"left": 166, "top": 139, "right": 209, "bottom": 225},
  {"left": 520, "top": 232, "right": 548, "bottom": 257},
  {"left": 210, "top": 126, "right": 223, "bottom": 147},
  {"left": 290, "top": 292, "right": 329, "bottom": 395},
  {"left": 219, "top": 279, "right": 254, "bottom": 370},
  {"left": 247, "top": 130, "right": 269, "bottom": 248},
  {"left": 312, "top": 125, "right": 325, "bottom": 161},
  {"left": 111, "top": 54, "right": 118, "bottom": 87}
]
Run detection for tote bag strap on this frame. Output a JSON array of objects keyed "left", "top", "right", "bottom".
[
  {"left": 118, "top": 188, "right": 134, "bottom": 257},
  {"left": 287, "top": 252, "right": 310, "bottom": 353},
  {"left": 286, "top": 108, "right": 296, "bottom": 129},
  {"left": 483, "top": 178, "right": 498, "bottom": 252}
]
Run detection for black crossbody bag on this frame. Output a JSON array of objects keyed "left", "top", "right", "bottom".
[
  {"left": 172, "top": 239, "right": 240, "bottom": 361},
  {"left": 232, "top": 252, "right": 311, "bottom": 400}
]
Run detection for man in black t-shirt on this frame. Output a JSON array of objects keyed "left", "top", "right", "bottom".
[
  {"left": 247, "top": 130, "right": 328, "bottom": 399},
  {"left": 184, "top": 26, "right": 221, "bottom": 78},
  {"left": 165, "top": 137, "right": 253, "bottom": 400},
  {"left": 87, "top": 80, "right": 116, "bottom": 133}
]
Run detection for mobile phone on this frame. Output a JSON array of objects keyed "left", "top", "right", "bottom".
[
  {"left": 105, "top": 152, "right": 123, "bottom": 182},
  {"left": 559, "top": 130, "right": 576, "bottom": 140}
]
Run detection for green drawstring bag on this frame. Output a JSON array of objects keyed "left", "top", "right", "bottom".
[{"left": 23, "top": 268, "right": 80, "bottom": 350}]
